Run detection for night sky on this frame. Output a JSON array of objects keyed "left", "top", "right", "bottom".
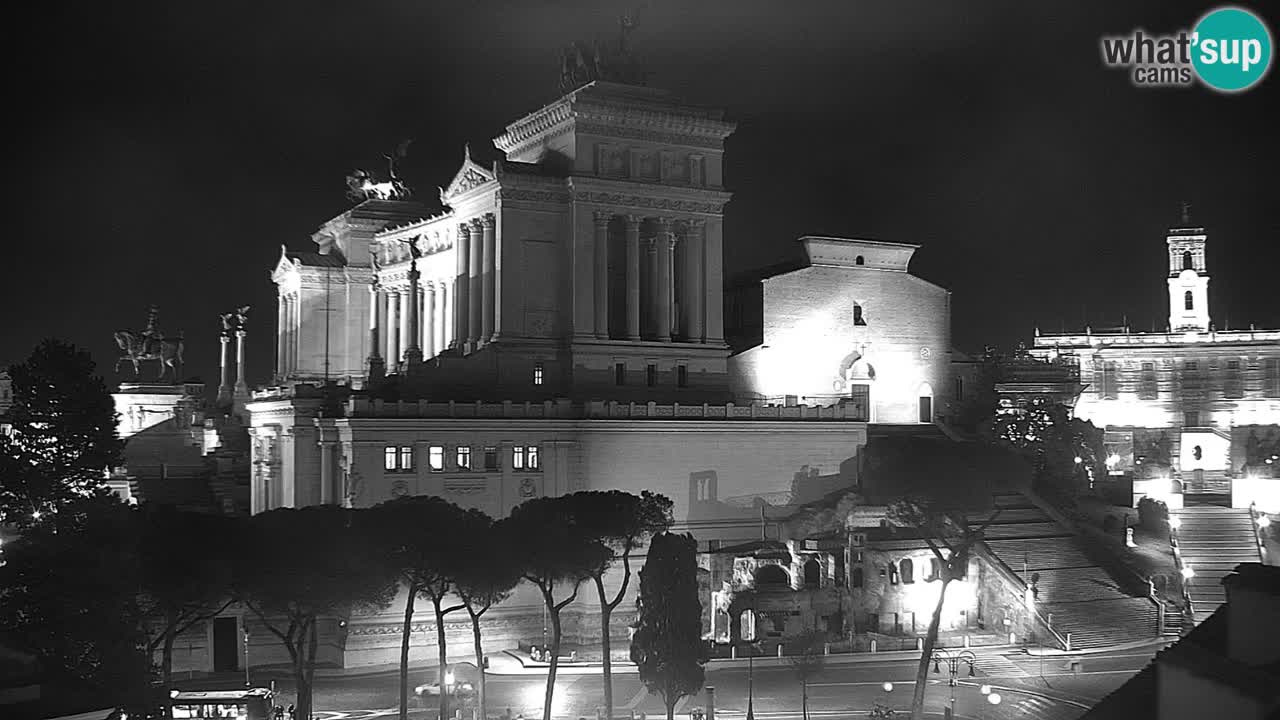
[{"left": 7, "top": 0, "right": 1279, "bottom": 390}]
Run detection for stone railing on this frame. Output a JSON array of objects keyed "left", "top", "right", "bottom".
[
  {"left": 1034, "top": 328, "right": 1280, "bottom": 348},
  {"left": 342, "top": 398, "right": 871, "bottom": 421}
]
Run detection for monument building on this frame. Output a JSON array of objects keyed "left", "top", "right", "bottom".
[{"left": 226, "top": 76, "right": 980, "bottom": 672}]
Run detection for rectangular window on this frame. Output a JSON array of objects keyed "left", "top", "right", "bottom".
[
  {"left": 456, "top": 446, "right": 471, "bottom": 470},
  {"left": 533, "top": 362, "right": 544, "bottom": 385},
  {"left": 918, "top": 396, "right": 933, "bottom": 423},
  {"left": 846, "top": 384, "right": 871, "bottom": 421},
  {"left": 677, "top": 364, "right": 688, "bottom": 388},
  {"left": 953, "top": 377, "right": 963, "bottom": 401},
  {"left": 398, "top": 446, "right": 414, "bottom": 472},
  {"left": 527, "top": 445, "right": 539, "bottom": 470},
  {"left": 1139, "top": 363, "right": 1158, "bottom": 400},
  {"left": 1185, "top": 361, "right": 1199, "bottom": 371},
  {"left": 1227, "top": 360, "right": 1240, "bottom": 370},
  {"left": 615, "top": 362, "right": 626, "bottom": 386},
  {"left": 646, "top": 364, "right": 657, "bottom": 387},
  {"left": 1266, "top": 358, "right": 1280, "bottom": 398},
  {"left": 386, "top": 446, "right": 414, "bottom": 472},
  {"left": 384, "top": 446, "right": 397, "bottom": 471},
  {"left": 484, "top": 447, "right": 498, "bottom": 470},
  {"left": 1184, "top": 411, "right": 1200, "bottom": 428},
  {"left": 513, "top": 445, "right": 525, "bottom": 470},
  {"left": 428, "top": 445, "right": 444, "bottom": 472},
  {"left": 1101, "top": 362, "right": 1118, "bottom": 399}
]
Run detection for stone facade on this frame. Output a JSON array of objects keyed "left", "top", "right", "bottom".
[{"left": 1032, "top": 221, "right": 1280, "bottom": 506}]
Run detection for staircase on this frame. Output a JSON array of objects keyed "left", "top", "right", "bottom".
[
  {"left": 1179, "top": 468, "right": 1232, "bottom": 496},
  {"left": 1170, "top": 505, "right": 1262, "bottom": 624},
  {"left": 976, "top": 493, "right": 1159, "bottom": 650}
]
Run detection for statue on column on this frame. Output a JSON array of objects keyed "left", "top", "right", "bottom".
[{"left": 114, "top": 306, "right": 185, "bottom": 381}]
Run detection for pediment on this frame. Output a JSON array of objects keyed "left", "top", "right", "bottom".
[
  {"left": 441, "top": 145, "right": 496, "bottom": 203},
  {"left": 271, "top": 245, "right": 299, "bottom": 283}
]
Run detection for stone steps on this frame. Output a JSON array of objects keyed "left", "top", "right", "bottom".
[
  {"left": 984, "top": 537, "right": 1096, "bottom": 571},
  {"left": 1170, "top": 506, "right": 1261, "bottom": 624}
]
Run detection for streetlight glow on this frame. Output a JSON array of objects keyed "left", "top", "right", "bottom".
[
  {"left": 980, "top": 684, "right": 992, "bottom": 695},
  {"left": 988, "top": 692, "right": 1002, "bottom": 706},
  {"left": 1181, "top": 565, "right": 1195, "bottom": 580},
  {"left": 1258, "top": 515, "right": 1271, "bottom": 528},
  {"left": 882, "top": 682, "right": 894, "bottom": 693},
  {"left": 1169, "top": 517, "right": 1182, "bottom": 530}
]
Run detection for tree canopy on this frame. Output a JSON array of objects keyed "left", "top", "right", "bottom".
[
  {"left": 631, "top": 532, "right": 707, "bottom": 720},
  {"left": 0, "top": 340, "right": 123, "bottom": 528}
]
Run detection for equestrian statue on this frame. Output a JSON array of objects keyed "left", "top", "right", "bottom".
[{"left": 114, "top": 305, "right": 185, "bottom": 381}]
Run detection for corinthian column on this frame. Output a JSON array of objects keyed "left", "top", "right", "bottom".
[
  {"left": 454, "top": 224, "right": 471, "bottom": 349},
  {"left": 276, "top": 296, "right": 287, "bottom": 379},
  {"left": 423, "top": 282, "right": 436, "bottom": 358},
  {"left": 386, "top": 290, "right": 400, "bottom": 364},
  {"left": 398, "top": 286, "right": 414, "bottom": 364},
  {"left": 234, "top": 329, "right": 248, "bottom": 393},
  {"left": 624, "top": 215, "right": 641, "bottom": 341},
  {"left": 367, "top": 284, "right": 385, "bottom": 381},
  {"left": 481, "top": 214, "right": 496, "bottom": 343},
  {"left": 404, "top": 259, "right": 423, "bottom": 368},
  {"left": 655, "top": 218, "right": 675, "bottom": 342},
  {"left": 593, "top": 211, "right": 611, "bottom": 339},
  {"left": 468, "top": 218, "right": 483, "bottom": 351},
  {"left": 685, "top": 219, "right": 706, "bottom": 342},
  {"left": 218, "top": 333, "right": 232, "bottom": 404},
  {"left": 646, "top": 236, "right": 660, "bottom": 340}
]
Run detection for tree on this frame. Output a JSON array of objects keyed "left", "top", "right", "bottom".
[
  {"left": 986, "top": 398, "right": 1104, "bottom": 497},
  {"left": 0, "top": 494, "right": 152, "bottom": 710},
  {"left": 138, "top": 508, "right": 238, "bottom": 687},
  {"left": 787, "top": 629, "right": 825, "bottom": 720},
  {"left": 887, "top": 498, "right": 1000, "bottom": 720},
  {"left": 508, "top": 496, "right": 610, "bottom": 720},
  {"left": 565, "top": 490, "right": 673, "bottom": 717},
  {"left": 367, "top": 496, "right": 475, "bottom": 720},
  {"left": 0, "top": 340, "right": 123, "bottom": 528},
  {"left": 236, "top": 506, "right": 397, "bottom": 720},
  {"left": 454, "top": 514, "right": 522, "bottom": 720},
  {"left": 630, "top": 532, "right": 707, "bottom": 720}
]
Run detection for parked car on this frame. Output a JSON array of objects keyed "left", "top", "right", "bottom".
[{"left": 414, "top": 662, "right": 478, "bottom": 699}]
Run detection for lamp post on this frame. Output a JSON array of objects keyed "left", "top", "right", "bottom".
[
  {"left": 243, "top": 627, "right": 251, "bottom": 687},
  {"left": 930, "top": 649, "right": 977, "bottom": 720}
]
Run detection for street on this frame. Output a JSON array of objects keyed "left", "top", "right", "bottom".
[{"left": 269, "top": 643, "right": 1167, "bottom": 720}]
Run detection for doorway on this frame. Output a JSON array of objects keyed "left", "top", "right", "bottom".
[{"left": 212, "top": 617, "right": 239, "bottom": 672}]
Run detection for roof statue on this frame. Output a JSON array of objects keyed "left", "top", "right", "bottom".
[
  {"left": 220, "top": 305, "right": 251, "bottom": 336},
  {"left": 558, "top": 11, "right": 647, "bottom": 93},
  {"left": 346, "top": 139, "right": 414, "bottom": 202},
  {"left": 114, "top": 305, "right": 185, "bottom": 381}
]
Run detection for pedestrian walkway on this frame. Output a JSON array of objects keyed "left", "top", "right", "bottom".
[{"left": 1170, "top": 504, "right": 1262, "bottom": 624}]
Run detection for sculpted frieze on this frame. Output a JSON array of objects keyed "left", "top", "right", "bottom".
[{"left": 572, "top": 191, "right": 725, "bottom": 215}]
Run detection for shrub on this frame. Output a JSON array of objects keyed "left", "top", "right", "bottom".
[{"left": 1137, "top": 497, "right": 1169, "bottom": 529}]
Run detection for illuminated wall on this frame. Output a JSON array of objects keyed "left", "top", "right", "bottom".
[{"left": 730, "top": 237, "right": 952, "bottom": 423}]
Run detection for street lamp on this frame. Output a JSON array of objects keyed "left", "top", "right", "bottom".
[{"left": 931, "top": 649, "right": 978, "bottom": 720}]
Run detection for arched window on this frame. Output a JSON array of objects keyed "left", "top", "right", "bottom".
[
  {"left": 755, "top": 564, "right": 789, "bottom": 588},
  {"left": 1183, "top": 251, "right": 1193, "bottom": 271},
  {"left": 803, "top": 558, "right": 821, "bottom": 588},
  {"left": 855, "top": 255, "right": 865, "bottom": 266},
  {"left": 851, "top": 567, "right": 864, "bottom": 588},
  {"left": 853, "top": 304, "right": 867, "bottom": 326},
  {"left": 900, "top": 558, "right": 915, "bottom": 584},
  {"left": 928, "top": 558, "right": 941, "bottom": 581},
  {"left": 1185, "top": 291, "right": 1194, "bottom": 311}
]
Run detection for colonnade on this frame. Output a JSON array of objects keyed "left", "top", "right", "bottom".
[
  {"left": 276, "top": 291, "right": 301, "bottom": 377},
  {"left": 591, "top": 212, "right": 723, "bottom": 343}
]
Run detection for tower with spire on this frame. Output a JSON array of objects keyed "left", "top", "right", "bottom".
[{"left": 1166, "top": 201, "right": 1210, "bottom": 333}]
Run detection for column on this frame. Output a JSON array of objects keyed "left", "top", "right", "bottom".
[
  {"left": 287, "top": 295, "right": 298, "bottom": 375},
  {"left": 386, "top": 290, "right": 400, "bottom": 364},
  {"left": 646, "top": 236, "right": 660, "bottom": 340},
  {"left": 438, "top": 283, "right": 450, "bottom": 352},
  {"left": 234, "top": 329, "right": 248, "bottom": 393},
  {"left": 454, "top": 224, "right": 471, "bottom": 349},
  {"left": 685, "top": 220, "right": 706, "bottom": 342},
  {"left": 656, "top": 218, "right": 674, "bottom": 342},
  {"left": 368, "top": 285, "right": 382, "bottom": 360},
  {"left": 468, "top": 218, "right": 483, "bottom": 350},
  {"left": 399, "top": 286, "right": 414, "bottom": 362},
  {"left": 424, "top": 282, "right": 436, "bottom": 358},
  {"left": 319, "top": 438, "right": 335, "bottom": 505},
  {"left": 404, "top": 260, "right": 422, "bottom": 367},
  {"left": 218, "top": 334, "right": 232, "bottom": 402},
  {"left": 704, "top": 219, "right": 725, "bottom": 343},
  {"left": 593, "top": 211, "right": 611, "bottom": 339},
  {"left": 481, "top": 214, "right": 496, "bottom": 342},
  {"left": 625, "top": 215, "right": 641, "bottom": 340},
  {"left": 276, "top": 297, "right": 287, "bottom": 378}
]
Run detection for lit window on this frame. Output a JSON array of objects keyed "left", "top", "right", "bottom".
[
  {"left": 514, "top": 445, "right": 540, "bottom": 471},
  {"left": 386, "top": 446, "right": 414, "bottom": 472},
  {"left": 456, "top": 446, "right": 471, "bottom": 470},
  {"left": 677, "top": 364, "right": 688, "bottom": 388},
  {"left": 384, "top": 446, "right": 397, "bottom": 471},
  {"left": 484, "top": 446, "right": 498, "bottom": 470},
  {"left": 398, "top": 446, "right": 414, "bottom": 471},
  {"left": 428, "top": 445, "right": 444, "bottom": 471},
  {"left": 533, "top": 362, "right": 544, "bottom": 385}
]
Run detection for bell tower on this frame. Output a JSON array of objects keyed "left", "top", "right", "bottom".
[{"left": 1166, "top": 203, "right": 1210, "bottom": 332}]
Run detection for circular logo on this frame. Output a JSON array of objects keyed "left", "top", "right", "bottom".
[{"left": 1192, "top": 7, "right": 1273, "bottom": 92}]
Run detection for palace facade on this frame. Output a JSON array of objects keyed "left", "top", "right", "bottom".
[{"left": 1031, "top": 220, "right": 1280, "bottom": 510}]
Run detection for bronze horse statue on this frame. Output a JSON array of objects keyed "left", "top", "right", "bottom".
[{"left": 114, "top": 330, "right": 185, "bottom": 381}]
